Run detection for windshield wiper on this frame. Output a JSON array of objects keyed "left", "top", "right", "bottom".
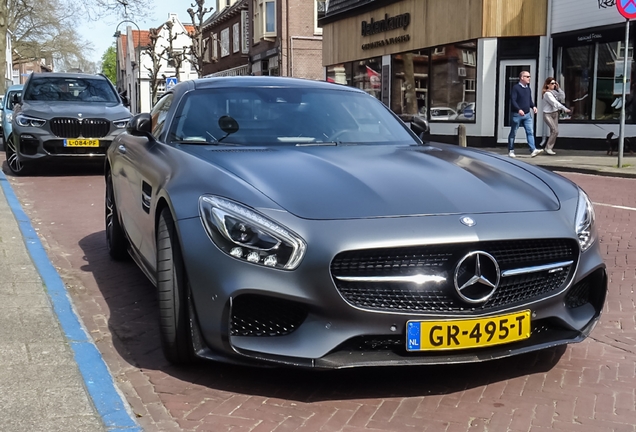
[{"left": 295, "top": 141, "right": 339, "bottom": 146}]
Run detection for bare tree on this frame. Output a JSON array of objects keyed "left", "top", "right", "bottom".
[
  {"left": 163, "top": 20, "right": 185, "bottom": 81},
  {"left": 187, "top": 0, "right": 212, "bottom": 78},
  {"left": 0, "top": 0, "right": 150, "bottom": 93},
  {"left": 143, "top": 21, "right": 183, "bottom": 105},
  {"left": 143, "top": 27, "right": 165, "bottom": 106}
]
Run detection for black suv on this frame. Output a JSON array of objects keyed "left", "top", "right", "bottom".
[{"left": 6, "top": 72, "right": 131, "bottom": 174}]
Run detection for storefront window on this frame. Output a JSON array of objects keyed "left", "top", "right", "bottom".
[
  {"left": 556, "top": 28, "right": 635, "bottom": 124},
  {"left": 559, "top": 45, "right": 594, "bottom": 121},
  {"left": 429, "top": 40, "right": 477, "bottom": 122},
  {"left": 327, "top": 63, "right": 352, "bottom": 86},
  {"left": 391, "top": 50, "right": 429, "bottom": 118},
  {"left": 352, "top": 57, "right": 382, "bottom": 100}
]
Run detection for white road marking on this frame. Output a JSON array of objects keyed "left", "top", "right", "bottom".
[{"left": 593, "top": 202, "right": 636, "bottom": 212}]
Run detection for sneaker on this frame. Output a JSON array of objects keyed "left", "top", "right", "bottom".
[
  {"left": 530, "top": 149, "right": 543, "bottom": 157},
  {"left": 508, "top": 151, "right": 516, "bottom": 158},
  {"left": 545, "top": 149, "right": 556, "bottom": 155}
]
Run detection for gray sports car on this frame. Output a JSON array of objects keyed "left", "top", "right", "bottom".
[{"left": 105, "top": 76, "right": 607, "bottom": 368}]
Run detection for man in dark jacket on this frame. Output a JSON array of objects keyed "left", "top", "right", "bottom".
[{"left": 508, "top": 71, "right": 542, "bottom": 158}]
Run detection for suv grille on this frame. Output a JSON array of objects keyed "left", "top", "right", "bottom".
[
  {"left": 50, "top": 118, "right": 110, "bottom": 138},
  {"left": 331, "top": 239, "right": 578, "bottom": 314}
]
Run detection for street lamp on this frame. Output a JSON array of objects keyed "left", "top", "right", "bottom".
[{"left": 114, "top": 19, "right": 141, "bottom": 113}]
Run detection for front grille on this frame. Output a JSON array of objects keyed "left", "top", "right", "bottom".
[
  {"left": 331, "top": 239, "right": 578, "bottom": 314},
  {"left": 231, "top": 294, "right": 308, "bottom": 337},
  {"left": 50, "top": 118, "right": 110, "bottom": 138}
]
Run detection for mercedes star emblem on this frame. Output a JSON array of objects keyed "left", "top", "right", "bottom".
[
  {"left": 454, "top": 251, "right": 500, "bottom": 304},
  {"left": 460, "top": 216, "right": 475, "bottom": 227}
]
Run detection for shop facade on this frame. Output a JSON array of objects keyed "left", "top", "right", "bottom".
[
  {"left": 322, "top": 0, "right": 635, "bottom": 148},
  {"left": 550, "top": 0, "right": 636, "bottom": 146}
]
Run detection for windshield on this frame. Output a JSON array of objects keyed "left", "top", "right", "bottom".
[
  {"left": 23, "top": 77, "right": 119, "bottom": 103},
  {"left": 169, "top": 87, "right": 417, "bottom": 146}
]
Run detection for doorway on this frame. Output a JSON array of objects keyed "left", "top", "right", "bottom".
[{"left": 497, "top": 60, "right": 537, "bottom": 143}]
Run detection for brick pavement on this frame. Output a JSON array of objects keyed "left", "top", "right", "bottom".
[{"left": 1, "top": 155, "right": 635, "bottom": 431}]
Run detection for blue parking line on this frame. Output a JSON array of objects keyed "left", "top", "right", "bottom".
[{"left": 0, "top": 172, "right": 141, "bottom": 431}]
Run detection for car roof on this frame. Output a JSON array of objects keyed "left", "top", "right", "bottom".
[
  {"left": 188, "top": 76, "right": 366, "bottom": 93},
  {"left": 6, "top": 84, "right": 23, "bottom": 91},
  {"left": 27, "top": 72, "right": 108, "bottom": 80}
]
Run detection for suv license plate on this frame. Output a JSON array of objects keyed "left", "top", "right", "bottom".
[
  {"left": 406, "top": 310, "right": 531, "bottom": 351},
  {"left": 65, "top": 139, "right": 99, "bottom": 147}
]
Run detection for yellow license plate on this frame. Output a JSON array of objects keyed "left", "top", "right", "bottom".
[
  {"left": 64, "top": 139, "right": 100, "bottom": 147},
  {"left": 406, "top": 310, "right": 531, "bottom": 351}
]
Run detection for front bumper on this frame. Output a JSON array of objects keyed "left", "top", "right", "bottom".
[
  {"left": 13, "top": 127, "right": 122, "bottom": 160},
  {"left": 177, "top": 210, "right": 607, "bottom": 369}
]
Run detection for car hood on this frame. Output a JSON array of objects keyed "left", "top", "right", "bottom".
[
  {"left": 20, "top": 101, "right": 130, "bottom": 119},
  {"left": 188, "top": 144, "right": 560, "bottom": 220}
]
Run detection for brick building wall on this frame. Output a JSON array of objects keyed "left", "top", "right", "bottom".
[{"left": 279, "top": 0, "right": 323, "bottom": 79}]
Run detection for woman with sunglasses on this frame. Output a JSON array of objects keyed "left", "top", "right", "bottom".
[{"left": 541, "top": 77, "right": 571, "bottom": 155}]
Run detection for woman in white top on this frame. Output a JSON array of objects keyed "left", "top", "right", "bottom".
[{"left": 542, "top": 77, "right": 571, "bottom": 155}]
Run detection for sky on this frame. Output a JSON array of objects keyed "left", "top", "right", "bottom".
[{"left": 77, "top": 0, "right": 205, "bottom": 66}]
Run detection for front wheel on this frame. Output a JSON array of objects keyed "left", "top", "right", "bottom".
[
  {"left": 105, "top": 171, "right": 129, "bottom": 260},
  {"left": 156, "top": 208, "right": 195, "bottom": 365},
  {"left": 5, "top": 134, "right": 29, "bottom": 175}
]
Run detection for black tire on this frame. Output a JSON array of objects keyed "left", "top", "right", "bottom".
[
  {"left": 5, "top": 134, "right": 29, "bottom": 175},
  {"left": 105, "top": 171, "right": 129, "bottom": 260},
  {"left": 157, "top": 208, "right": 194, "bottom": 365}
]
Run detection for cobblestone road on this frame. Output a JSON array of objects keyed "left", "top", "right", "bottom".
[{"left": 3, "top": 158, "right": 635, "bottom": 432}]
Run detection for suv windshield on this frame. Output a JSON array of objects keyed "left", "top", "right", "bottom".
[
  {"left": 169, "top": 87, "right": 417, "bottom": 146},
  {"left": 23, "top": 77, "right": 119, "bottom": 103}
]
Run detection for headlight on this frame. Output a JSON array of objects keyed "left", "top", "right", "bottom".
[
  {"left": 113, "top": 118, "right": 131, "bottom": 128},
  {"left": 15, "top": 114, "right": 46, "bottom": 127},
  {"left": 575, "top": 188, "right": 596, "bottom": 251},
  {"left": 5, "top": 112, "right": 12, "bottom": 123},
  {"left": 199, "top": 195, "right": 306, "bottom": 270}
]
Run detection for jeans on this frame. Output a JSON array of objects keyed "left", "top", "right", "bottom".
[{"left": 508, "top": 112, "right": 536, "bottom": 152}]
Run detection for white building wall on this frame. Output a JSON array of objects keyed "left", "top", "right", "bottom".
[
  {"left": 552, "top": 1, "right": 624, "bottom": 35},
  {"left": 5, "top": 31, "right": 12, "bottom": 87}
]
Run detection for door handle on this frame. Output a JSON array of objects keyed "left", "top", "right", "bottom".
[{"left": 118, "top": 145, "right": 126, "bottom": 154}]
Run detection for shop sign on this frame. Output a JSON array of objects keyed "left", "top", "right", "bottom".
[
  {"left": 361, "top": 13, "right": 410, "bottom": 37},
  {"left": 362, "top": 34, "right": 411, "bottom": 50}
]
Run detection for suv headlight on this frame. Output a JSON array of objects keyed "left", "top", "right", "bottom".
[
  {"left": 5, "top": 112, "right": 12, "bottom": 123},
  {"left": 113, "top": 118, "right": 131, "bottom": 128},
  {"left": 15, "top": 114, "right": 46, "bottom": 128},
  {"left": 575, "top": 188, "right": 596, "bottom": 252},
  {"left": 199, "top": 195, "right": 306, "bottom": 270}
]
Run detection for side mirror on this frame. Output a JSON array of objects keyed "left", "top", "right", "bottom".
[
  {"left": 11, "top": 93, "right": 20, "bottom": 105},
  {"left": 120, "top": 93, "right": 130, "bottom": 107},
  {"left": 410, "top": 115, "right": 430, "bottom": 137},
  {"left": 126, "top": 113, "right": 152, "bottom": 136}
]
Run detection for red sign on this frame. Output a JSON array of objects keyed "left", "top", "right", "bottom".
[{"left": 618, "top": 0, "right": 636, "bottom": 19}]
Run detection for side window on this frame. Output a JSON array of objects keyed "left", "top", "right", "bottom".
[{"left": 150, "top": 93, "right": 174, "bottom": 137}]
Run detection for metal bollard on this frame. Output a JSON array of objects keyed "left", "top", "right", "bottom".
[{"left": 457, "top": 124, "right": 467, "bottom": 147}]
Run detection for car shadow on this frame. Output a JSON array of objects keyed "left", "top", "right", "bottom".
[
  {"left": 1, "top": 159, "right": 104, "bottom": 177},
  {"left": 77, "top": 230, "right": 566, "bottom": 402}
]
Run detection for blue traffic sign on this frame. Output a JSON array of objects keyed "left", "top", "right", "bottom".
[
  {"left": 618, "top": 0, "right": 636, "bottom": 19},
  {"left": 166, "top": 77, "right": 178, "bottom": 90}
]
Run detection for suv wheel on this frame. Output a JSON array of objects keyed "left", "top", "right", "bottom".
[{"left": 5, "top": 134, "right": 29, "bottom": 175}]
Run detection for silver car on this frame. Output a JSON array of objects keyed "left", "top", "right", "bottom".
[
  {"left": 7, "top": 72, "right": 131, "bottom": 175},
  {"left": 106, "top": 76, "right": 607, "bottom": 368}
]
